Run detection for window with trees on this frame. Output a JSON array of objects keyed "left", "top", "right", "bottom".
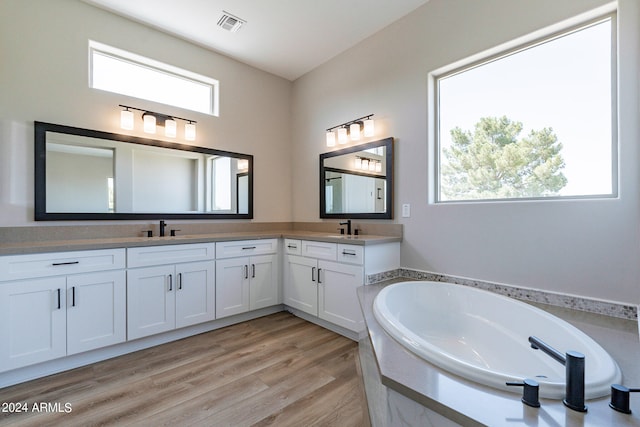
[{"left": 434, "top": 14, "right": 616, "bottom": 202}]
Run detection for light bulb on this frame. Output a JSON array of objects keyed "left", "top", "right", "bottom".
[
  {"left": 338, "top": 128, "right": 348, "bottom": 144},
  {"left": 165, "top": 119, "right": 177, "bottom": 138},
  {"left": 364, "top": 118, "right": 375, "bottom": 137},
  {"left": 326, "top": 131, "right": 336, "bottom": 147},
  {"left": 120, "top": 109, "right": 134, "bottom": 130},
  {"left": 354, "top": 157, "right": 362, "bottom": 169},
  {"left": 375, "top": 161, "right": 382, "bottom": 173},
  {"left": 143, "top": 114, "right": 156, "bottom": 134},
  {"left": 350, "top": 123, "right": 360, "bottom": 141},
  {"left": 185, "top": 122, "right": 196, "bottom": 141}
]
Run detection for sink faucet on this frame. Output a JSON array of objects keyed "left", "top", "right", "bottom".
[
  {"left": 528, "top": 336, "right": 587, "bottom": 412},
  {"left": 339, "top": 219, "right": 352, "bottom": 235},
  {"left": 159, "top": 220, "right": 167, "bottom": 237}
]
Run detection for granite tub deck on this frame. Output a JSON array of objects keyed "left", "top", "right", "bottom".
[{"left": 358, "top": 282, "right": 640, "bottom": 427}]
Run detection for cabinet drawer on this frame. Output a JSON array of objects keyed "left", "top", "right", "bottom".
[
  {"left": 216, "top": 239, "right": 278, "bottom": 259},
  {"left": 0, "top": 249, "right": 125, "bottom": 282},
  {"left": 302, "top": 240, "right": 337, "bottom": 261},
  {"left": 337, "top": 244, "right": 364, "bottom": 265},
  {"left": 127, "top": 243, "right": 215, "bottom": 268},
  {"left": 284, "top": 239, "right": 302, "bottom": 255}
]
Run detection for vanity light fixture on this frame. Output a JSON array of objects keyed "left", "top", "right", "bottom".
[
  {"left": 354, "top": 156, "right": 382, "bottom": 173},
  {"left": 325, "top": 114, "right": 374, "bottom": 147},
  {"left": 118, "top": 104, "right": 197, "bottom": 141}
]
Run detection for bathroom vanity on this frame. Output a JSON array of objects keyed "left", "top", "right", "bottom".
[{"left": 0, "top": 230, "right": 400, "bottom": 388}]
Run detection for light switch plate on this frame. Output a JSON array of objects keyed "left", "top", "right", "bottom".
[{"left": 402, "top": 203, "right": 411, "bottom": 218}]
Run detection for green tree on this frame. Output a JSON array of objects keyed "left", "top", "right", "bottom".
[{"left": 441, "top": 116, "right": 567, "bottom": 200}]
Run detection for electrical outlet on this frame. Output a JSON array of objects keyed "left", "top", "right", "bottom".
[{"left": 402, "top": 203, "right": 411, "bottom": 218}]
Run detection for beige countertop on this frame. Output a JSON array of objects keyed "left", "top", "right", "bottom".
[
  {"left": 358, "top": 281, "right": 640, "bottom": 427},
  {"left": 0, "top": 230, "right": 401, "bottom": 255}
]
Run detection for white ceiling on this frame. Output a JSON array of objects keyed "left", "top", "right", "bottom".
[{"left": 82, "top": 0, "right": 429, "bottom": 81}]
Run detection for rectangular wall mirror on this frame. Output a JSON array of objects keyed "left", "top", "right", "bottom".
[
  {"left": 35, "top": 122, "right": 253, "bottom": 220},
  {"left": 320, "top": 137, "right": 393, "bottom": 219}
]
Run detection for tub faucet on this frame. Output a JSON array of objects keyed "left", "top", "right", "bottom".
[
  {"left": 159, "top": 220, "right": 167, "bottom": 237},
  {"left": 339, "top": 219, "right": 352, "bottom": 235},
  {"left": 528, "top": 336, "right": 587, "bottom": 412}
]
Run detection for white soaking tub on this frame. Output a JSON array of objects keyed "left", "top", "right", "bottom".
[{"left": 373, "top": 281, "right": 621, "bottom": 399}]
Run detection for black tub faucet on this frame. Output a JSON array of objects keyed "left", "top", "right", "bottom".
[
  {"left": 159, "top": 220, "right": 167, "bottom": 237},
  {"left": 529, "top": 336, "right": 587, "bottom": 412}
]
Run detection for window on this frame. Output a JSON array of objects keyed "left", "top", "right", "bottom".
[
  {"left": 434, "top": 14, "right": 616, "bottom": 202},
  {"left": 89, "top": 41, "right": 219, "bottom": 116}
]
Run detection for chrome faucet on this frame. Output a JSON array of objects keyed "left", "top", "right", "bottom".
[
  {"left": 339, "top": 219, "right": 352, "bottom": 235},
  {"left": 528, "top": 336, "right": 587, "bottom": 412},
  {"left": 159, "top": 220, "right": 167, "bottom": 237}
]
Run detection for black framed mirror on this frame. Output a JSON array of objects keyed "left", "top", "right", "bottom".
[
  {"left": 35, "top": 121, "right": 253, "bottom": 220},
  {"left": 320, "top": 137, "right": 393, "bottom": 219}
]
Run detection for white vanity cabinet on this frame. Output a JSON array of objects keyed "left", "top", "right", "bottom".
[
  {"left": 0, "top": 249, "right": 126, "bottom": 372},
  {"left": 127, "top": 244, "right": 215, "bottom": 340},
  {"left": 215, "top": 239, "right": 279, "bottom": 319},
  {"left": 284, "top": 240, "right": 367, "bottom": 333}
]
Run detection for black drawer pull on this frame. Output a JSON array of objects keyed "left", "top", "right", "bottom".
[
  {"left": 242, "top": 246, "right": 256, "bottom": 250},
  {"left": 287, "top": 244, "right": 297, "bottom": 249},
  {"left": 342, "top": 250, "right": 357, "bottom": 256},
  {"left": 52, "top": 261, "right": 79, "bottom": 266}
]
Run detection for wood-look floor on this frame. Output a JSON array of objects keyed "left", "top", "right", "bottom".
[{"left": 0, "top": 312, "right": 370, "bottom": 427}]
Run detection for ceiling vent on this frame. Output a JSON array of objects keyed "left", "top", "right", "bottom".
[{"left": 217, "top": 11, "right": 246, "bottom": 33}]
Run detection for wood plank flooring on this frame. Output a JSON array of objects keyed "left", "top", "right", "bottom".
[{"left": 0, "top": 312, "right": 370, "bottom": 427}]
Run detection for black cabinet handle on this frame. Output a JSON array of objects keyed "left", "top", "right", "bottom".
[
  {"left": 311, "top": 267, "right": 316, "bottom": 282},
  {"left": 244, "top": 265, "right": 249, "bottom": 279},
  {"left": 242, "top": 246, "right": 256, "bottom": 250},
  {"left": 57, "top": 288, "right": 61, "bottom": 309},
  {"left": 168, "top": 274, "right": 173, "bottom": 291},
  {"left": 252, "top": 264, "right": 255, "bottom": 278},
  {"left": 52, "top": 261, "right": 79, "bottom": 266},
  {"left": 71, "top": 286, "right": 76, "bottom": 307},
  {"left": 342, "top": 250, "right": 357, "bottom": 256},
  {"left": 287, "top": 244, "right": 297, "bottom": 249},
  {"left": 178, "top": 273, "right": 182, "bottom": 290},
  {"left": 317, "top": 268, "right": 322, "bottom": 284}
]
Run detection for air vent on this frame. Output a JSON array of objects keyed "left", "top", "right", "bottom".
[{"left": 217, "top": 11, "right": 246, "bottom": 33}]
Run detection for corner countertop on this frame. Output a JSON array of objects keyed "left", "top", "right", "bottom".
[
  {"left": 0, "top": 230, "right": 401, "bottom": 256},
  {"left": 358, "top": 281, "right": 640, "bottom": 427}
]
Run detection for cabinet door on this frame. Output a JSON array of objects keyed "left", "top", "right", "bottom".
[
  {"left": 0, "top": 277, "right": 67, "bottom": 372},
  {"left": 67, "top": 270, "right": 126, "bottom": 355},
  {"left": 127, "top": 265, "right": 176, "bottom": 340},
  {"left": 318, "top": 260, "right": 364, "bottom": 332},
  {"left": 284, "top": 255, "right": 318, "bottom": 316},
  {"left": 249, "top": 254, "right": 278, "bottom": 310},
  {"left": 215, "top": 257, "right": 250, "bottom": 319},
  {"left": 175, "top": 261, "right": 215, "bottom": 328}
]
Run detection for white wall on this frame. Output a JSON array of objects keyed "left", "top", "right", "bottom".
[
  {"left": 0, "top": 0, "right": 292, "bottom": 225},
  {"left": 292, "top": 0, "right": 640, "bottom": 304}
]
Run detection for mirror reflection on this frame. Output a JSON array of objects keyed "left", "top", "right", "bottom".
[
  {"left": 35, "top": 122, "right": 253, "bottom": 220},
  {"left": 320, "top": 137, "right": 393, "bottom": 219}
]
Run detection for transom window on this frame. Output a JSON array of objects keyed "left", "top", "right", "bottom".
[
  {"left": 89, "top": 40, "right": 219, "bottom": 116},
  {"left": 433, "top": 14, "right": 616, "bottom": 202}
]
